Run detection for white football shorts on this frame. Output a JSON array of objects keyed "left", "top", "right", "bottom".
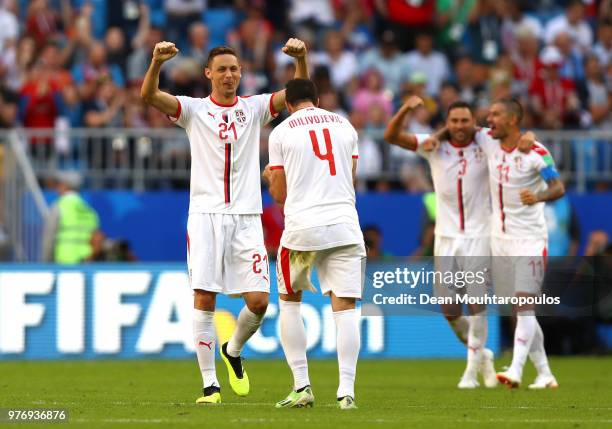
[
  {"left": 491, "top": 236, "right": 548, "bottom": 296},
  {"left": 276, "top": 243, "right": 367, "bottom": 299},
  {"left": 433, "top": 235, "right": 491, "bottom": 299},
  {"left": 187, "top": 213, "right": 270, "bottom": 295}
]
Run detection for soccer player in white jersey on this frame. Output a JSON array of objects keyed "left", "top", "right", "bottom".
[
  {"left": 385, "top": 97, "right": 502, "bottom": 389},
  {"left": 141, "top": 39, "right": 308, "bottom": 404},
  {"left": 263, "top": 79, "right": 366, "bottom": 410},
  {"left": 474, "top": 98, "right": 565, "bottom": 389}
]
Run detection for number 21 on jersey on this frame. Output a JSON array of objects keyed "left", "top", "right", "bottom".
[{"left": 309, "top": 128, "right": 336, "bottom": 176}]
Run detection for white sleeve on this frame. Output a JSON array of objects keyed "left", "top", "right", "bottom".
[
  {"left": 250, "top": 93, "right": 280, "bottom": 126},
  {"left": 168, "top": 95, "right": 198, "bottom": 129},
  {"left": 351, "top": 125, "right": 359, "bottom": 158},
  {"left": 414, "top": 133, "right": 433, "bottom": 158},
  {"left": 474, "top": 128, "right": 497, "bottom": 155},
  {"left": 268, "top": 128, "right": 284, "bottom": 169}
]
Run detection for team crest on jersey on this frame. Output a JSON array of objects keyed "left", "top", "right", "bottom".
[
  {"left": 514, "top": 156, "right": 523, "bottom": 170},
  {"left": 235, "top": 109, "right": 247, "bottom": 124},
  {"left": 474, "top": 147, "right": 484, "bottom": 162}
]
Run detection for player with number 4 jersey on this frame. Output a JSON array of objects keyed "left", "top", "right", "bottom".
[{"left": 265, "top": 79, "right": 365, "bottom": 410}]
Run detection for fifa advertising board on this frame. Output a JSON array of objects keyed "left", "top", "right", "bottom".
[{"left": 0, "top": 264, "right": 499, "bottom": 360}]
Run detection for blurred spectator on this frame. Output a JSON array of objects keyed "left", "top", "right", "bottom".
[
  {"left": 359, "top": 30, "right": 409, "bottom": 95},
  {"left": 85, "top": 230, "right": 137, "bottom": 262},
  {"left": 374, "top": 0, "right": 436, "bottom": 51},
  {"left": 181, "top": 22, "right": 210, "bottom": 67},
  {"left": 363, "top": 224, "right": 394, "bottom": 261},
  {"left": 544, "top": 0, "right": 593, "bottom": 52},
  {"left": 127, "top": 26, "right": 165, "bottom": 83},
  {"left": 528, "top": 46, "right": 580, "bottom": 129},
  {"left": 261, "top": 201, "right": 284, "bottom": 259},
  {"left": 554, "top": 31, "right": 585, "bottom": 83},
  {"left": 104, "top": 27, "right": 130, "bottom": 77},
  {"left": 452, "top": 55, "right": 486, "bottom": 105},
  {"left": 72, "top": 42, "right": 125, "bottom": 101},
  {"left": 351, "top": 110, "right": 382, "bottom": 187},
  {"left": 0, "top": 0, "right": 17, "bottom": 46},
  {"left": 318, "top": 90, "right": 348, "bottom": 117},
  {"left": 430, "top": 82, "right": 460, "bottom": 127},
  {"left": 464, "top": 0, "right": 503, "bottom": 64},
  {"left": 19, "top": 60, "right": 65, "bottom": 155},
  {"left": 0, "top": 84, "right": 17, "bottom": 128},
  {"left": 42, "top": 171, "right": 100, "bottom": 264},
  {"left": 289, "top": 0, "right": 335, "bottom": 43},
  {"left": 512, "top": 24, "right": 543, "bottom": 96},
  {"left": 581, "top": 54, "right": 612, "bottom": 129},
  {"left": 164, "top": 0, "right": 207, "bottom": 51},
  {"left": 83, "top": 81, "right": 125, "bottom": 128},
  {"left": 228, "top": 4, "right": 272, "bottom": 72},
  {"left": 25, "top": 0, "right": 62, "bottom": 49},
  {"left": 332, "top": 0, "right": 375, "bottom": 52},
  {"left": 311, "top": 30, "right": 359, "bottom": 89},
  {"left": 499, "top": 0, "right": 543, "bottom": 55},
  {"left": 405, "top": 32, "right": 450, "bottom": 96},
  {"left": 593, "top": 19, "right": 612, "bottom": 67},
  {"left": 352, "top": 69, "right": 392, "bottom": 119},
  {"left": 435, "top": 0, "right": 476, "bottom": 57},
  {"left": 106, "top": 0, "right": 147, "bottom": 42}
]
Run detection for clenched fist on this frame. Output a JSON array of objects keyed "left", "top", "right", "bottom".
[
  {"left": 282, "top": 38, "right": 307, "bottom": 58},
  {"left": 153, "top": 41, "right": 179, "bottom": 63},
  {"left": 403, "top": 95, "right": 424, "bottom": 111},
  {"left": 519, "top": 188, "right": 539, "bottom": 205}
]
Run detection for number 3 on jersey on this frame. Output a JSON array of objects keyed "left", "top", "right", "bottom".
[{"left": 309, "top": 128, "right": 336, "bottom": 176}]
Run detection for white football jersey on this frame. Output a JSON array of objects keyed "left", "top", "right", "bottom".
[
  {"left": 171, "top": 94, "right": 278, "bottom": 214},
  {"left": 415, "top": 134, "right": 491, "bottom": 238},
  {"left": 268, "top": 106, "right": 361, "bottom": 244},
  {"left": 475, "top": 128, "right": 560, "bottom": 239}
]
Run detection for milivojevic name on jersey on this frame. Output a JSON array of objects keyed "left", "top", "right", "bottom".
[{"left": 287, "top": 113, "right": 344, "bottom": 129}]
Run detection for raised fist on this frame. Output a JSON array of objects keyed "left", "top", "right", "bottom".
[
  {"left": 153, "top": 41, "right": 179, "bottom": 63},
  {"left": 404, "top": 96, "right": 424, "bottom": 110},
  {"left": 282, "top": 38, "right": 307, "bottom": 58}
]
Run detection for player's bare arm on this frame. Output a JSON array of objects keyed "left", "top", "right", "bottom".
[
  {"left": 140, "top": 41, "right": 180, "bottom": 117},
  {"left": 352, "top": 158, "right": 357, "bottom": 188},
  {"left": 519, "top": 178, "right": 565, "bottom": 205},
  {"left": 383, "top": 96, "right": 424, "bottom": 150},
  {"left": 271, "top": 38, "right": 309, "bottom": 113},
  {"left": 263, "top": 165, "right": 287, "bottom": 204}
]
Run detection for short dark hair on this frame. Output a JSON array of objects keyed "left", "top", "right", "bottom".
[
  {"left": 494, "top": 97, "right": 524, "bottom": 123},
  {"left": 206, "top": 46, "right": 238, "bottom": 68},
  {"left": 285, "top": 79, "right": 318, "bottom": 106},
  {"left": 447, "top": 100, "right": 474, "bottom": 116}
]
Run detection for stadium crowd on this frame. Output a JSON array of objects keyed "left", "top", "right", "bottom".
[{"left": 0, "top": 0, "right": 611, "bottom": 191}]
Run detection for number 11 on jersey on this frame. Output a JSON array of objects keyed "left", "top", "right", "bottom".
[{"left": 309, "top": 128, "right": 336, "bottom": 176}]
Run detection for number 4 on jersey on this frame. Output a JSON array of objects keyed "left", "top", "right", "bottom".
[{"left": 309, "top": 128, "right": 336, "bottom": 176}]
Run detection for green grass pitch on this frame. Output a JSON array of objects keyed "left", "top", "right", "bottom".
[{"left": 1, "top": 357, "right": 611, "bottom": 428}]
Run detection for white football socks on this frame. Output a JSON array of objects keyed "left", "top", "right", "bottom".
[
  {"left": 510, "top": 310, "right": 537, "bottom": 378},
  {"left": 279, "top": 300, "right": 310, "bottom": 391},
  {"left": 226, "top": 306, "right": 265, "bottom": 358},
  {"left": 466, "top": 312, "right": 487, "bottom": 374},
  {"left": 193, "top": 309, "right": 219, "bottom": 388},
  {"left": 449, "top": 315, "right": 469, "bottom": 345},
  {"left": 529, "top": 319, "right": 553, "bottom": 376},
  {"left": 334, "top": 308, "right": 361, "bottom": 399}
]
